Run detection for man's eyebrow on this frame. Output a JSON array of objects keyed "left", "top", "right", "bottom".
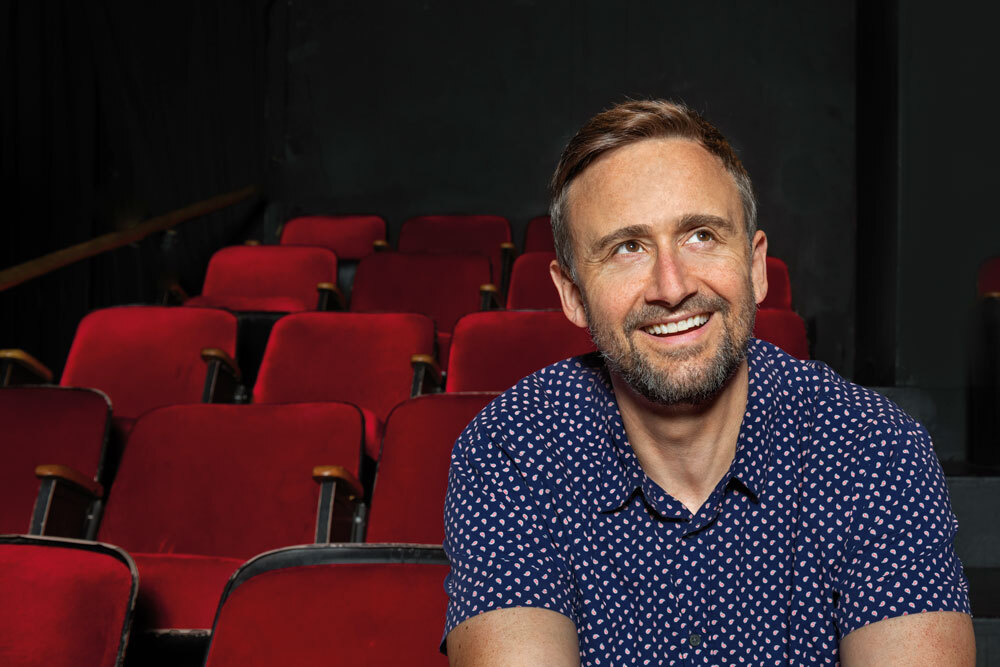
[
  {"left": 590, "top": 224, "right": 653, "bottom": 255},
  {"left": 677, "top": 213, "right": 738, "bottom": 234}
]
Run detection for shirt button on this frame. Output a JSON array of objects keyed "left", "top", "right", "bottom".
[{"left": 688, "top": 633, "right": 702, "bottom": 648}]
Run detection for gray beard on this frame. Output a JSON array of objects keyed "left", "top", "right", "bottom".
[{"left": 583, "top": 286, "right": 756, "bottom": 406}]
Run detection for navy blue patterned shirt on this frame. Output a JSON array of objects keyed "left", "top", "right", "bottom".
[{"left": 442, "top": 339, "right": 970, "bottom": 664}]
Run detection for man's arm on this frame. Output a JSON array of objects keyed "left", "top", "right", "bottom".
[
  {"left": 446, "top": 607, "right": 580, "bottom": 666},
  {"left": 839, "top": 610, "right": 974, "bottom": 666}
]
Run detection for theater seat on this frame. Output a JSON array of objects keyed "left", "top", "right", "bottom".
[
  {"left": 754, "top": 308, "right": 809, "bottom": 359},
  {"left": 350, "top": 252, "right": 494, "bottom": 368},
  {"left": 524, "top": 215, "right": 554, "bottom": 252},
  {"left": 398, "top": 214, "right": 512, "bottom": 284},
  {"left": 203, "top": 544, "right": 449, "bottom": 667},
  {"left": 252, "top": 312, "right": 436, "bottom": 463},
  {"left": 0, "top": 535, "right": 137, "bottom": 667},
  {"left": 185, "top": 245, "right": 340, "bottom": 312},
  {"left": 366, "top": 393, "right": 496, "bottom": 543},
  {"left": 506, "top": 251, "right": 561, "bottom": 309},
  {"left": 0, "top": 386, "right": 111, "bottom": 537},
  {"left": 280, "top": 215, "right": 386, "bottom": 260},
  {"left": 446, "top": 310, "right": 596, "bottom": 392},
  {"left": 978, "top": 256, "right": 1000, "bottom": 296},
  {"left": 93, "top": 402, "right": 365, "bottom": 630},
  {"left": 761, "top": 257, "right": 792, "bottom": 310}
]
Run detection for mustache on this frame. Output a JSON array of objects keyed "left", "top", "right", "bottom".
[{"left": 622, "top": 294, "right": 729, "bottom": 331}]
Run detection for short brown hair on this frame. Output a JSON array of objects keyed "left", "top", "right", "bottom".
[{"left": 549, "top": 100, "right": 757, "bottom": 277}]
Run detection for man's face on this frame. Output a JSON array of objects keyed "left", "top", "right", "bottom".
[{"left": 550, "top": 138, "right": 768, "bottom": 405}]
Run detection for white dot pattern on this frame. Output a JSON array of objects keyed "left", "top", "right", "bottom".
[{"left": 442, "top": 339, "right": 971, "bottom": 664}]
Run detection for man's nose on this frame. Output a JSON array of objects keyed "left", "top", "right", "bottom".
[{"left": 644, "top": 247, "right": 697, "bottom": 307}]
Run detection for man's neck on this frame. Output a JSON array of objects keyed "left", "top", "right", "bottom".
[{"left": 610, "top": 360, "right": 749, "bottom": 515}]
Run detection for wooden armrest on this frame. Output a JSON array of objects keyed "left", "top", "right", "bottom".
[
  {"left": 500, "top": 242, "right": 516, "bottom": 251},
  {"left": 316, "top": 282, "right": 345, "bottom": 311},
  {"left": 479, "top": 283, "right": 501, "bottom": 310},
  {"left": 373, "top": 239, "right": 389, "bottom": 252},
  {"left": 312, "top": 465, "right": 364, "bottom": 499},
  {"left": 984, "top": 292, "right": 1000, "bottom": 299},
  {"left": 201, "top": 348, "right": 242, "bottom": 382},
  {"left": 0, "top": 349, "right": 54, "bottom": 384},
  {"left": 410, "top": 353, "right": 444, "bottom": 396},
  {"left": 244, "top": 239, "right": 261, "bottom": 246},
  {"left": 35, "top": 464, "right": 103, "bottom": 499}
]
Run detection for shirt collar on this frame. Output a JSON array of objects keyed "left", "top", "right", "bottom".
[{"left": 589, "top": 339, "right": 786, "bottom": 514}]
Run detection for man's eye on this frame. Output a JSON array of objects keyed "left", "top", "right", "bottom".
[
  {"left": 684, "top": 230, "right": 714, "bottom": 245},
  {"left": 614, "top": 240, "right": 644, "bottom": 254}
]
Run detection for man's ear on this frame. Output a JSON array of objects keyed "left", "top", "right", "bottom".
[
  {"left": 549, "top": 260, "right": 589, "bottom": 329},
  {"left": 750, "top": 230, "right": 768, "bottom": 306}
]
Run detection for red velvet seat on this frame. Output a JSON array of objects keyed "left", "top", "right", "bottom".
[
  {"left": 280, "top": 215, "right": 386, "bottom": 260},
  {"left": 61, "top": 306, "right": 238, "bottom": 430},
  {"left": 204, "top": 544, "right": 449, "bottom": 667},
  {"left": 978, "top": 257, "right": 1000, "bottom": 296},
  {"left": 184, "top": 245, "right": 338, "bottom": 313},
  {"left": 398, "top": 214, "right": 511, "bottom": 279},
  {"left": 524, "top": 215, "right": 554, "bottom": 251},
  {"left": 0, "top": 535, "right": 137, "bottom": 667},
  {"left": 754, "top": 308, "right": 809, "bottom": 359},
  {"left": 446, "top": 310, "right": 596, "bottom": 392},
  {"left": 506, "top": 251, "right": 561, "bottom": 309},
  {"left": 366, "top": 393, "right": 496, "bottom": 544},
  {"left": 350, "top": 252, "right": 492, "bottom": 368},
  {"left": 95, "top": 402, "right": 364, "bottom": 630},
  {"left": 761, "top": 256, "right": 792, "bottom": 310},
  {"left": 0, "top": 386, "right": 110, "bottom": 536},
  {"left": 252, "top": 312, "right": 436, "bottom": 461}
]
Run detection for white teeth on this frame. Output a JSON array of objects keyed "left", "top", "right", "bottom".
[{"left": 644, "top": 314, "right": 709, "bottom": 336}]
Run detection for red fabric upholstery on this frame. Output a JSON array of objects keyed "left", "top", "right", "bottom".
[
  {"left": 351, "top": 252, "right": 491, "bottom": 334},
  {"left": 0, "top": 387, "right": 110, "bottom": 534},
  {"left": 60, "top": 306, "right": 237, "bottom": 421},
  {"left": 754, "top": 308, "right": 810, "bottom": 359},
  {"left": 366, "top": 393, "right": 496, "bottom": 543},
  {"left": 192, "top": 245, "right": 338, "bottom": 312},
  {"left": 978, "top": 257, "right": 1000, "bottom": 296},
  {"left": 280, "top": 215, "right": 386, "bottom": 260},
  {"left": 506, "top": 251, "right": 561, "bottom": 309},
  {"left": 398, "top": 214, "right": 510, "bottom": 278},
  {"left": 130, "top": 553, "right": 243, "bottom": 630},
  {"left": 524, "top": 215, "right": 554, "bottom": 251},
  {"left": 446, "top": 310, "right": 597, "bottom": 392},
  {"left": 761, "top": 256, "right": 792, "bottom": 309},
  {"left": 98, "top": 402, "right": 363, "bottom": 559},
  {"left": 0, "top": 538, "right": 135, "bottom": 667},
  {"left": 252, "top": 313, "right": 435, "bottom": 459},
  {"left": 205, "top": 558, "right": 449, "bottom": 666}
]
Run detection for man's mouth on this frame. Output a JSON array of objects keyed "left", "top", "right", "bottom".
[{"left": 641, "top": 313, "right": 710, "bottom": 337}]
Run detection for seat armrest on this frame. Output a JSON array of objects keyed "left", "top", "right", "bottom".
[
  {"left": 410, "top": 353, "right": 444, "bottom": 397},
  {"left": 312, "top": 465, "right": 364, "bottom": 542},
  {"left": 201, "top": 347, "right": 243, "bottom": 403},
  {"left": 0, "top": 349, "right": 54, "bottom": 385},
  {"left": 244, "top": 239, "right": 261, "bottom": 246},
  {"left": 161, "top": 281, "right": 190, "bottom": 305},
  {"left": 31, "top": 464, "right": 104, "bottom": 538},
  {"left": 500, "top": 242, "right": 516, "bottom": 301},
  {"left": 479, "top": 283, "right": 501, "bottom": 311},
  {"left": 373, "top": 239, "right": 390, "bottom": 252},
  {"left": 316, "top": 282, "right": 345, "bottom": 311}
]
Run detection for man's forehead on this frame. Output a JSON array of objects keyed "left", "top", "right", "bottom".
[{"left": 566, "top": 137, "right": 743, "bottom": 236}]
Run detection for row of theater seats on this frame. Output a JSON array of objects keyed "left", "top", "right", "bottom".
[{"left": 2, "top": 536, "right": 450, "bottom": 666}]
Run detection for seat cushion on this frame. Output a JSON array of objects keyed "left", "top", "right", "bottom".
[{"left": 132, "top": 553, "right": 244, "bottom": 630}]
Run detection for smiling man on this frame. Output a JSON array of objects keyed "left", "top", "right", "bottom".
[{"left": 442, "top": 100, "right": 974, "bottom": 665}]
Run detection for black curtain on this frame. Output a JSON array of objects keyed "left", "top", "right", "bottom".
[{"left": 0, "top": 1, "right": 270, "bottom": 375}]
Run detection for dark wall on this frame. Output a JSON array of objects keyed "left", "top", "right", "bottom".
[
  {"left": 0, "top": 1, "right": 269, "bottom": 374},
  {"left": 267, "top": 0, "right": 858, "bottom": 375}
]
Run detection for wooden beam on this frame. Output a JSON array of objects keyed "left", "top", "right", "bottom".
[{"left": 0, "top": 185, "right": 259, "bottom": 293}]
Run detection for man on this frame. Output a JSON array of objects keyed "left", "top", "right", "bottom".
[{"left": 442, "top": 100, "right": 974, "bottom": 665}]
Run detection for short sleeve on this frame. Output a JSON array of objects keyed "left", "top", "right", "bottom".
[
  {"left": 441, "top": 412, "right": 575, "bottom": 647},
  {"left": 832, "top": 421, "right": 971, "bottom": 638}
]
